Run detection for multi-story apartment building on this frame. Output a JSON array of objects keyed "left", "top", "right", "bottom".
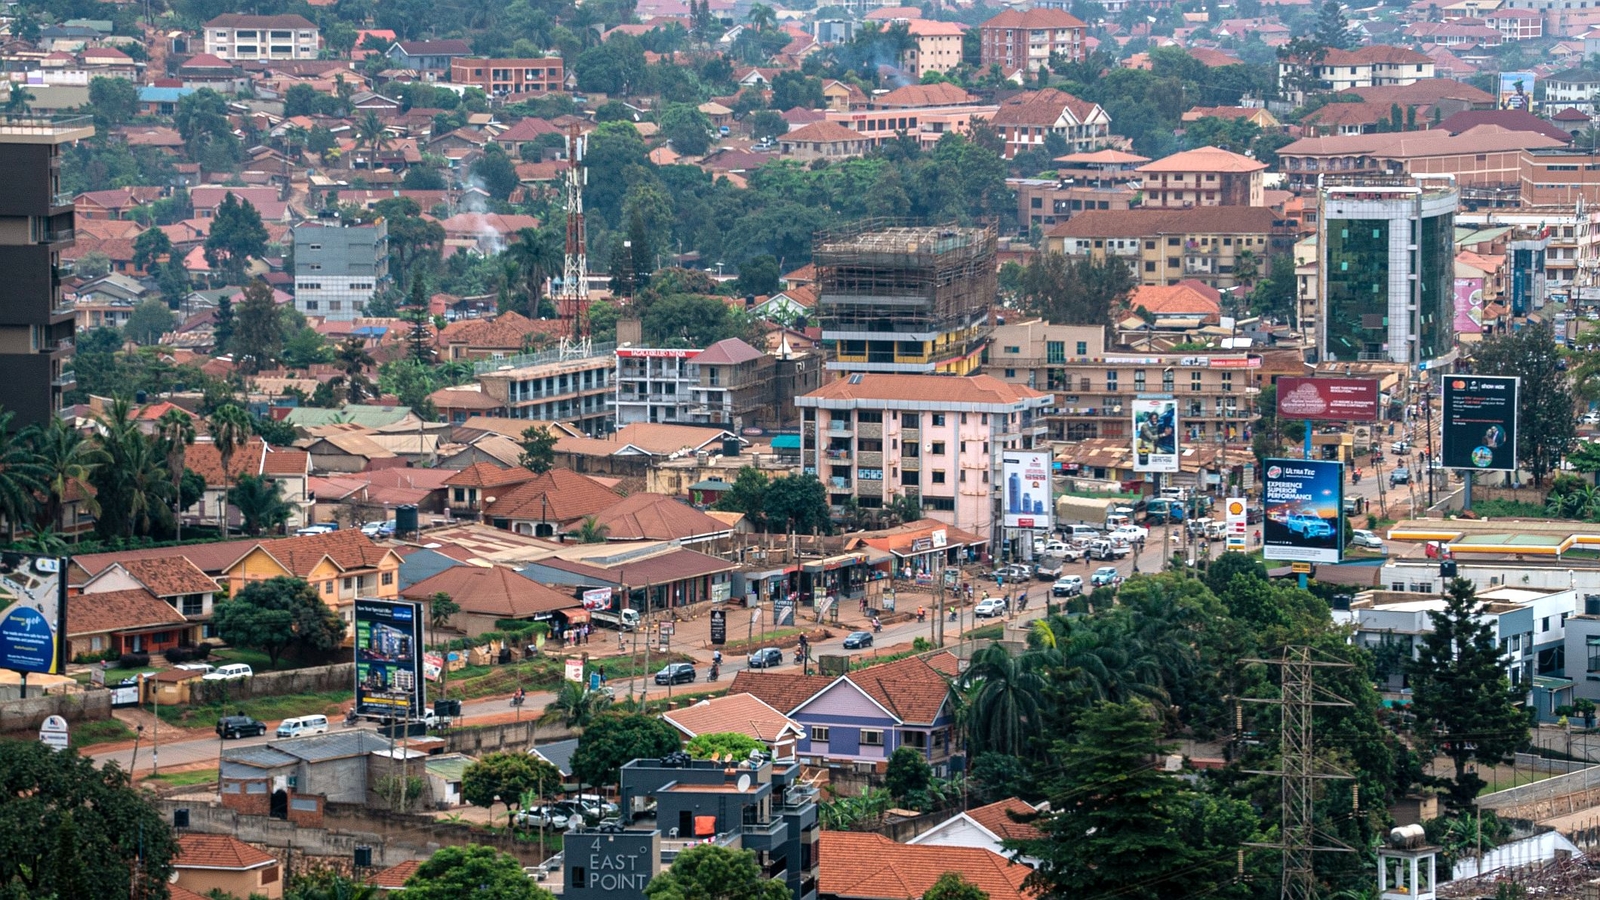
[
  {"left": 1543, "top": 67, "right": 1600, "bottom": 114},
  {"left": 823, "top": 104, "right": 998, "bottom": 151},
  {"left": 978, "top": 8, "right": 1086, "bottom": 72},
  {"left": 901, "top": 20, "right": 966, "bottom": 79},
  {"left": 614, "top": 338, "right": 814, "bottom": 430},
  {"left": 986, "top": 88, "right": 1111, "bottom": 159},
  {"left": 1276, "top": 45, "right": 1434, "bottom": 104},
  {"left": 795, "top": 373, "right": 1052, "bottom": 543},
  {"left": 1011, "top": 176, "right": 1136, "bottom": 231},
  {"left": 292, "top": 215, "right": 389, "bottom": 321},
  {"left": 815, "top": 222, "right": 996, "bottom": 375},
  {"left": 1277, "top": 128, "right": 1563, "bottom": 191},
  {"left": 1136, "top": 146, "right": 1267, "bottom": 209},
  {"left": 1045, "top": 207, "right": 1283, "bottom": 291},
  {"left": 1484, "top": 8, "right": 1543, "bottom": 39},
  {"left": 202, "top": 14, "right": 319, "bottom": 60},
  {"left": 982, "top": 321, "right": 1262, "bottom": 444},
  {"left": 1455, "top": 208, "right": 1590, "bottom": 295},
  {"left": 0, "top": 114, "right": 94, "bottom": 429},
  {"left": 1319, "top": 176, "right": 1459, "bottom": 367},
  {"left": 386, "top": 39, "right": 472, "bottom": 74},
  {"left": 474, "top": 346, "right": 615, "bottom": 434},
  {"left": 449, "top": 57, "right": 566, "bottom": 97}
]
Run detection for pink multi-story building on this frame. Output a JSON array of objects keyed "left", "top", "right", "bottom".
[{"left": 796, "top": 374, "right": 1053, "bottom": 545}]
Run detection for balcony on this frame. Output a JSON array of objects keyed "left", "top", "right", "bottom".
[
  {"left": 42, "top": 228, "right": 74, "bottom": 245},
  {"left": 51, "top": 370, "right": 75, "bottom": 387},
  {"left": 824, "top": 447, "right": 852, "bottom": 461},
  {"left": 51, "top": 191, "right": 73, "bottom": 209},
  {"left": 827, "top": 420, "right": 852, "bottom": 433},
  {"left": 828, "top": 476, "right": 852, "bottom": 490}
]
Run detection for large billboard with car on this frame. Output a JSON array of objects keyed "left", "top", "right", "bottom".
[{"left": 1262, "top": 460, "right": 1343, "bottom": 564}]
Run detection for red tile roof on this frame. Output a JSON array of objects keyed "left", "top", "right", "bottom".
[
  {"left": 484, "top": 468, "right": 620, "bottom": 522},
  {"left": 176, "top": 834, "right": 278, "bottom": 870},
  {"left": 782, "top": 121, "right": 865, "bottom": 143},
  {"left": 69, "top": 542, "right": 261, "bottom": 582},
  {"left": 966, "top": 797, "right": 1044, "bottom": 841},
  {"left": 989, "top": 88, "right": 1101, "bottom": 128},
  {"left": 844, "top": 654, "right": 952, "bottom": 724},
  {"left": 443, "top": 461, "right": 537, "bottom": 489},
  {"left": 874, "top": 81, "right": 975, "bottom": 108},
  {"left": 68, "top": 588, "right": 190, "bottom": 637},
  {"left": 571, "top": 492, "right": 732, "bottom": 542},
  {"left": 693, "top": 337, "right": 765, "bottom": 365},
  {"left": 819, "top": 832, "right": 1032, "bottom": 900},
  {"left": 727, "top": 670, "right": 836, "bottom": 713},
  {"left": 662, "top": 692, "right": 803, "bottom": 741},
  {"left": 117, "top": 557, "right": 219, "bottom": 597},
  {"left": 261, "top": 448, "right": 310, "bottom": 476},
  {"left": 981, "top": 7, "right": 1085, "bottom": 29},
  {"left": 1126, "top": 283, "right": 1222, "bottom": 318},
  {"left": 370, "top": 859, "right": 420, "bottom": 890},
  {"left": 1138, "top": 145, "right": 1267, "bottom": 174},
  {"left": 401, "top": 565, "right": 577, "bottom": 617},
  {"left": 800, "top": 373, "right": 1050, "bottom": 407},
  {"left": 237, "top": 529, "right": 396, "bottom": 577}
]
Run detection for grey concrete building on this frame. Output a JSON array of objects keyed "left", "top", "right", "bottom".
[{"left": 293, "top": 214, "right": 389, "bottom": 321}]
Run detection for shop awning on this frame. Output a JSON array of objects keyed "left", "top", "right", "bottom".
[
  {"left": 561, "top": 607, "right": 591, "bottom": 623},
  {"left": 802, "top": 552, "right": 866, "bottom": 573}
]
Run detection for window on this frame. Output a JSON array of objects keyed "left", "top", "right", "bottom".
[
  {"left": 572, "top": 868, "right": 587, "bottom": 889},
  {"left": 1004, "top": 369, "right": 1016, "bottom": 378},
  {"left": 932, "top": 469, "right": 947, "bottom": 484},
  {"left": 931, "top": 413, "right": 946, "bottom": 427},
  {"left": 1543, "top": 616, "right": 1551, "bottom": 632},
  {"left": 901, "top": 730, "right": 928, "bottom": 748},
  {"left": 930, "top": 442, "right": 945, "bottom": 455},
  {"left": 323, "top": 581, "right": 333, "bottom": 594},
  {"left": 810, "top": 726, "right": 830, "bottom": 742},
  {"left": 1587, "top": 637, "right": 1600, "bottom": 672},
  {"left": 1076, "top": 341, "right": 1087, "bottom": 355},
  {"left": 382, "top": 572, "right": 394, "bottom": 586},
  {"left": 343, "top": 577, "right": 353, "bottom": 591},
  {"left": 860, "top": 729, "right": 884, "bottom": 746}
]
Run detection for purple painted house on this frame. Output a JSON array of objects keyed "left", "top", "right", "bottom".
[{"left": 727, "top": 653, "right": 960, "bottom": 776}]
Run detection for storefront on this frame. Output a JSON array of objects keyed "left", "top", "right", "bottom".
[{"left": 861, "top": 521, "right": 986, "bottom": 589}]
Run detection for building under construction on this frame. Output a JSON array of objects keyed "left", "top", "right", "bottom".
[{"left": 814, "top": 220, "right": 997, "bottom": 375}]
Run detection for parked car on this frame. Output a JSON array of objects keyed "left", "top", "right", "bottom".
[
  {"left": 216, "top": 715, "right": 267, "bottom": 739},
  {"left": 294, "top": 523, "right": 337, "bottom": 536},
  {"left": 1034, "top": 561, "right": 1063, "bottom": 581},
  {"left": 1053, "top": 575, "right": 1084, "bottom": 597},
  {"left": 1392, "top": 440, "right": 1411, "bottom": 454},
  {"left": 203, "top": 663, "right": 253, "bottom": 681},
  {"left": 1582, "top": 412, "right": 1600, "bottom": 426},
  {"left": 843, "top": 631, "right": 873, "bottom": 649},
  {"left": 747, "top": 647, "right": 784, "bottom": 669},
  {"left": 515, "top": 806, "right": 570, "bottom": 830},
  {"left": 276, "top": 714, "right": 330, "bottom": 738},
  {"left": 655, "top": 663, "right": 696, "bottom": 685},
  {"left": 1111, "top": 524, "right": 1149, "bottom": 542},
  {"left": 1389, "top": 467, "right": 1411, "bottom": 486},
  {"left": 1088, "top": 539, "right": 1129, "bottom": 560},
  {"left": 1041, "top": 539, "right": 1071, "bottom": 555},
  {"left": 974, "top": 597, "right": 1008, "bottom": 618},
  {"left": 360, "top": 520, "right": 397, "bottom": 538},
  {"left": 1351, "top": 529, "right": 1386, "bottom": 551},
  {"left": 1090, "top": 566, "right": 1122, "bottom": 587}
]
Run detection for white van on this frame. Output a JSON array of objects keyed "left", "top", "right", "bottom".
[
  {"left": 276, "top": 714, "right": 329, "bottom": 738},
  {"left": 202, "top": 663, "right": 254, "bottom": 681},
  {"left": 1066, "top": 524, "right": 1099, "bottom": 541}
]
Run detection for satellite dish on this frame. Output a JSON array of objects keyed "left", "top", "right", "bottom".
[
  {"left": 169, "top": 872, "right": 181, "bottom": 884},
  {"left": 736, "top": 774, "right": 751, "bottom": 793}
]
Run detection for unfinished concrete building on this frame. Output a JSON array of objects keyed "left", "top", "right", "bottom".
[{"left": 815, "top": 220, "right": 997, "bottom": 375}]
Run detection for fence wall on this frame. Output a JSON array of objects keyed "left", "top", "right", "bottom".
[
  {"left": 1477, "top": 759, "right": 1600, "bottom": 820},
  {"left": 0, "top": 690, "right": 111, "bottom": 732}
]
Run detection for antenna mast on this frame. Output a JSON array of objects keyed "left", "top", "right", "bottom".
[{"left": 560, "top": 123, "right": 591, "bottom": 358}]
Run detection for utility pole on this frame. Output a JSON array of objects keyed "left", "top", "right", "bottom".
[{"left": 1242, "top": 646, "right": 1355, "bottom": 900}]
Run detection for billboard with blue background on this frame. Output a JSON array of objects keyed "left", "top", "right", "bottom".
[
  {"left": 0, "top": 554, "right": 66, "bottom": 676},
  {"left": 1262, "top": 460, "right": 1343, "bottom": 564}
]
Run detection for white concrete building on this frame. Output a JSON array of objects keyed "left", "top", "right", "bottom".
[{"left": 203, "top": 14, "right": 319, "bottom": 60}]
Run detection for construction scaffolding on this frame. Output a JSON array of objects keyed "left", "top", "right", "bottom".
[{"left": 814, "top": 220, "right": 997, "bottom": 345}]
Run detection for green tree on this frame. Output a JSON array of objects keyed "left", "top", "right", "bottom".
[
  {"left": 132, "top": 226, "right": 173, "bottom": 273},
  {"left": 1475, "top": 322, "right": 1574, "bottom": 486},
  {"left": 545, "top": 680, "right": 614, "bottom": 728},
  {"left": 25, "top": 414, "right": 103, "bottom": 537},
  {"left": 228, "top": 473, "right": 291, "bottom": 536},
  {"left": 1313, "top": 0, "right": 1355, "bottom": 49},
  {"left": 643, "top": 844, "right": 790, "bottom": 900},
  {"left": 204, "top": 193, "right": 269, "bottom": 283},
  {"left": 712, "top": 466, "right": 770, "bottom": 528},
  {"left": 763, "top": 474, "right": 831, "bottom": 534},
  {"left": 923, "top": 873, "right": 989, "bottom": 900},
  {"left": 88, "top": 398, "right": 172, "bottom": 540},
  {"left": 0, "top": 740, "right": 178, "bottom": 899},
  {"left": 122, "top": 298, "right": 176, "bottom": 345},
  {"left": 576, "top": 515, "right": 610, "bottom": 543},
  {"left": 334, "top": 336, "right": 376, "bottom": 402},
  {"left": 770, "top": 70, "right": 823, "bottom": 110},
  {"left": 686, "top": 731, "right": 764, "bottom": 759},
  {"left": 88, "top": 76, "right": 139, "bottom": 130},
  {"left": 1407, "top": 577, "right": 1528, "bottom": 810},
  {"left": 571, "top": 713, "right": 683, "bottom": 789},
  {"left": 156, "top": 407, "right": 195, "bottom": 541},
  {"left": 209, "top": 403, "right": 252, "bottom": 536},
  {"left": 1017, "top": 701, "right": 1258, "bottom": 900},
  {"left": 461, "top": 752, "right": 562, "bottom": 811},
  {"left": 959, "top": 642, "right": 1048, "bottom": 758},
  {"left": 641, "top": 294, "right": 755, "bottom": 347},
  {"left": 471, "top": 144, "right": 520, "bottom": 201},
  {"left": 397, "top": 845, "right": 555, "bottom": 900},
  {"left": 519, "top": 424, "right": 559, "bottom": 473},
  {"left": 213, "top": 576, "right": 346, "bottom": 668},
  {"left": 1018, "top": 252, "right": 1136, "bottom": 325},
  {"left": 231, "top": 279, "right": 282, "bottom": 374},
  {"left": 659, "top": 103, "right": 713, "bottom": 156},
  {"left": 734, "top": 254, "right": 779, "bottom": 296},
  {"left": 508, "top": 226, "right": 562, "bottom": 320},
  {"left": 750, "top": 110, "right": 787, "bottom": 140},
  {"left": 885, "top": 745, "right": 932, "bottom": 803}
]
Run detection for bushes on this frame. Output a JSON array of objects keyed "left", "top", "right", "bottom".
[
  {"left": 162, "top": 645, "right": 213, "bottom": 664},
  {"left": 118, "top": 652, "right": 150, "bottom": 668}
]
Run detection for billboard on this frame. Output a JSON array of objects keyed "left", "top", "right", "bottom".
[
  {"left": 1002, "top": 451, "right": 1053, "bottom": 529},
  {"left": 1224, "top": 497, "right": 1248, "bottom": 551},
  {"left": 1276, "top": 377, "right": 1380, "bottom": 422},
  {"left": 1499, "top": 72, "right": 1535, "bottom": 110},
  {"left": 1262, "top": 459, "right": 1344, "bottom": 564},
  {"left": 1454, "top": 278, "right": 1484, "bottom": 335},
  {"left": 1131, "top": 397, "right": 1179, "bottom": 472},
  {"left": 0, "top": 554, "right": 66, "bottom": 676},
  {"left": 1442, "top": 375, "right": 1519, "bottom": 472},
  {"left": 354, "top": 599, "right": 424, "bottom": 719}
]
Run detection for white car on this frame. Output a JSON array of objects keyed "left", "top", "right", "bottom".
[
  {"left": 295, "top": 524, "right": 337, "bottom": 536},
  {"left": 1582, "top": 412, "right": 1600, "bottom": 426},
  {"left": 973, "top": 598, "right": 1008, "bottom": 618},
  {"left": 1351, "top": 529, "right": 1386, "bottom": 552},
  {"left": 1053, "top": 575, "right": 1084, "bottom": 597},
  {"left": 1041, "top": 540, "right": 1071, "bottom": 555},
  {"left": 202, "top": 663, "right": 253, "bottom": 681},
  {"left": 1112, "top": 524, "right": 1149, "bottom": 542}
]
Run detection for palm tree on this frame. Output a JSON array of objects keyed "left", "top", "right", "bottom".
[
  {"left": 157, "top": 408, "right": 195, "bottom": 541},
  {"left": 545, "top": 680, "right": 612, "bottom": 728},
  {"left": 24, "top": 416, "right": 103, "bottom": 541},
  {"left": 209, "top": 404, "right": 252, "bottom": 537},
  {"left": 509, "top": 227, "right": 563, "bottom": 320},
  {"left": 355, "top": 111, "right": 392, "bottom": 163},
  {"left": 334, "top": 337, "right": 375, "bottom": 402},
  {"left": 958, "top": 642, "right": 1049, "bottom": 758},
  {"left": 0, "top": 409, "right": 45, "bottom": 542},
  {"left": 576, "top": 515, "right": 610, "bottom": 543},
  {"left": 228, "top": 474, "right": 291, "bottom": 536},
  {"left": 94, "top": 401, "right": 172, "bottom": 539},
  {"left": 747, "top": 2, "right": 777, "bottom": 30}
]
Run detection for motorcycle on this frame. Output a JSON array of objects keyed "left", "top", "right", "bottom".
[
  {"left": 343, "top": 711, "right": 359, "bottom": 727},
  {"left": 871, "top": 618, "right": 883, "bottom": 633},
  {"left": 510, "top": 694, "right": 526, "bottom": 708},
  {"left": 709, "top": 663, "right": 720, "bottom": 681}
]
